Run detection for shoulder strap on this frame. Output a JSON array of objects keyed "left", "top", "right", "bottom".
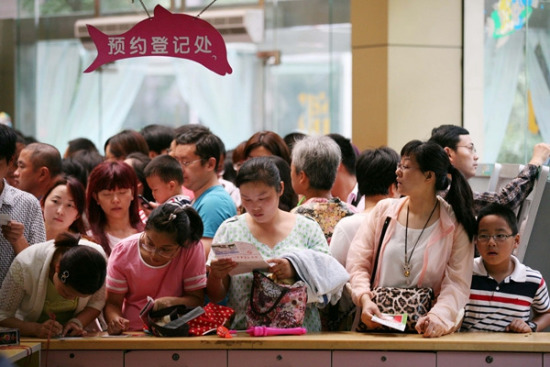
[{"left": 371, "top": 216, "right": 391, "bottom": 281}]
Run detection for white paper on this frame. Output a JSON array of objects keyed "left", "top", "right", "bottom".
[{"left": 211, "top": 241, "right": 270, "bottom": 275}]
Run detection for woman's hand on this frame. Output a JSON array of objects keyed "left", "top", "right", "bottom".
[
  {"left": 505, "top": 318, "right": 532, "bottom": 333},
  {"left": 107, "top": 316, "right": 129, "bottom": 335},
  {"left": 268, "top": 258, "right": 295, "bottom": 280},
  {"left": 360, "top": 295, "right": 383, "bottom": 329},
  {"left": 35, "top": 319, "right": 63, "bottom": 338},
  {"left": 209, "top": 258, "right": 238, "bottom": 280},
  {"left": 415, "top": 314, "right": 447, "bottom": 338},
  {"left": 63, "top": 319, "right": 86, "bottom": 337}
]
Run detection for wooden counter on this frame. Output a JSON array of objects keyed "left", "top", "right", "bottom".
[
  {"left": 20, "top": 331, "right": 550, "bottom": 351},
  {"left": 21, "top": 332, "right": 550, "bottom": 367}
]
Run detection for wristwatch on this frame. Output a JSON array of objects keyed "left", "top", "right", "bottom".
[{"left": 527, "top": 321, "right": 537, "bottom": 332}]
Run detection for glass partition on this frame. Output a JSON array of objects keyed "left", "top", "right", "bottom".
[
  {"left": 13, "top": 0, "right": 351, "bottom": 153},
  {"left": 483, "top": 0, "right": 550, "bottom": 164}
]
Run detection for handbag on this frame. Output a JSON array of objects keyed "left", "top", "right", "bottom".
[
  {"left": 147, "top": 305, "right": 205, "bottom": 337},
  {"left": 355, "top": 217, "right": 434, "bottom": 333},
  {"left": 246, "top": 270, "right": 307, "bottom": 328}
]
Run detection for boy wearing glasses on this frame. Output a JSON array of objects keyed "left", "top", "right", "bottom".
[{"left": 461, "top": 203, "right": 550, "bottom": 332}]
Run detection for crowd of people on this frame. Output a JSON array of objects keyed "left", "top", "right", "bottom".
[{"left": 0, "top": 122, "right": 550, "bottom": 338}]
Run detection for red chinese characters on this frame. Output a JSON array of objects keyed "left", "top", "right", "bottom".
[{"left": 84, "top": 5, "right": 233, "bottom": 76}]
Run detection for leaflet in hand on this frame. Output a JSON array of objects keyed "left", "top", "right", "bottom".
[
  {"left": 372, "top": 313, "right": 408, "bottom": 332},
  {"left": 211, "top": 241, "right": 270, "bottom": 276}
]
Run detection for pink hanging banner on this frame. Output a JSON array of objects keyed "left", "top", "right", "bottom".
[{"left": 84, "top": 5, "right": 233, "bottom": 76}]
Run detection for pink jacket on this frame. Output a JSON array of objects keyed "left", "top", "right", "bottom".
[{"left": 346, "top": 196, "right": 473, "bottom": 332}]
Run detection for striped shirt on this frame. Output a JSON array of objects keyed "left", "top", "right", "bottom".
[
  {"left": 461, "top": 256, "right": 550, "bottom": 332},
  {"left": 0, "top": 180, "right": 46, "bottom": 284}
]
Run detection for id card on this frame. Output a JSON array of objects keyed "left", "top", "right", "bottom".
[{"left": 0, "top": 214, "right": 10, "bottom": 226}]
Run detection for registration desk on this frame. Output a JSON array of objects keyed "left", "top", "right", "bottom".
[{"left": 21, "top": 332, "right": 550, "bottom": 367}]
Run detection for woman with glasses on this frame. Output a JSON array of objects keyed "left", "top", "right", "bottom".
[
  {"left": 104, "top": 203, "right": 205, "bottom": 334},
  {"left": 347, "top": 140, "right": 476, "bottom": 337}
]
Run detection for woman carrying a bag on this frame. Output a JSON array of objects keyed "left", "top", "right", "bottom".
[
  {"left": 347, "top": 140, "right": 476, "bottom": 338},
  {"left": 206, "top": 157, "right": 331, "bottom": 332}
]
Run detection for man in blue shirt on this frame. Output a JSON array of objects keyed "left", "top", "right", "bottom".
[{"left": 171, "top": 127, "right": 236, "bottom": 258}]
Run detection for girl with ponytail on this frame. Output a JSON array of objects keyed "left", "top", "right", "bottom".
[
  {"left": 0, "top": 232, "right": 107, "bottom": 337},
  {"left": 347, "top": 140, "right": 475, "bottom": 338},
  {"left": 104, "top": 203, "right": 206, "bottom": 334}
]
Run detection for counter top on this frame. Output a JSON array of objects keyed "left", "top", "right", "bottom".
[
  {"left": 20, "top": 331, "right": 550, "bottom": 353},
  {"left": 0, "top": 342, "right": 41, "bottom": 362}
]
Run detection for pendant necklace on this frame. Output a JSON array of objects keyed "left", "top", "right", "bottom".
[{"left": 404, "top": 200, "right": 439, "bottom": 280}]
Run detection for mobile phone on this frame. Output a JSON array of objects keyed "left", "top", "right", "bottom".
[{"left": 138, "top": 195, "right": 152, "bottom": 209}]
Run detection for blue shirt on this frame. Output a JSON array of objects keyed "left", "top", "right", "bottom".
[{"left": 192, "top": 185, "right": 236, "bottom": 238}]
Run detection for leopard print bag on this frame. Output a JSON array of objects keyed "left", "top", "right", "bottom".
[{"left": 355, "top": 286, "right": 434, "bottom": 333}]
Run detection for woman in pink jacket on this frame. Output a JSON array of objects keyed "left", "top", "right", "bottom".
[{"left": 347, "top": 140, "right": 475, "bottom": 338}]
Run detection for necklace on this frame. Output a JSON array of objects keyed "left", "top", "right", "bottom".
[{"left": 404, "top": 200, "right": 438, "bottom": 279}]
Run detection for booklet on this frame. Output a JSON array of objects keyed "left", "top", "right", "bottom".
[
  {"left": 211, "top": 241, "right": 270, "bottom": 276},
  {"left": 371, "top": 313, "right": 408, "bottom": 332}
]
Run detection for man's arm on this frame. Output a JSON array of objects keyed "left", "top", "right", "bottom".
[{"left": 473, "top": 143, "right": 550, "bottom": 214}]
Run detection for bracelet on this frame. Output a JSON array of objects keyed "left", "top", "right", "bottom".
[{"left": 68, "top": 318, "right": 84, "bottom": 329}]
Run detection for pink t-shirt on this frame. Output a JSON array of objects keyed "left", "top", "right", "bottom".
[{"left": 106, "top": 233, "right": 206, "bottom": 331}]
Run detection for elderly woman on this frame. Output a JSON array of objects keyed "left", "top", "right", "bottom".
[
  {"left": 347, "top": 140, "right": 476, "bottom": 337},
  {"left": 290, "top": 135, "right": 356, "bottom": 245}
]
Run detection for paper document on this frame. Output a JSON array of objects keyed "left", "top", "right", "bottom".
[
  {"left": 211, "top": 241, "right": 270, "bottom": 276},
  {"left": 371, "top": 313, "right": 408, "bottom": 332}
]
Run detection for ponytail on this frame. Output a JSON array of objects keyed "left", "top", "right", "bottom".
[
  {"left": 145, "top": 203, "right": 204, "bottom": 248},
  {"left": 446, "top": 165, "right": 476, "bottom": 240}
]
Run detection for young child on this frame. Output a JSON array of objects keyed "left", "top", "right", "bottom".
[
  {"left": 144, "top": 155, "right": 191, "bottom": 207},
  {"left": 461, "top": 203, "right": 550, "bottom": 333},
  {"left": 104, "top": 203, "right": 206, "bottom": 334}
]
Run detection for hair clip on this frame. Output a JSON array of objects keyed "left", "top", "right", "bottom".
[
  {"left": 60, "top": 270, "right": 70, "bottom": 283},
  {"left": 168, "top": 213, "right": 177, "bottom": 222}
]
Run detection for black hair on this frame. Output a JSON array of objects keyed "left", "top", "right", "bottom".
[
  {"left": 401, "top": 140, "right": 476, "bottom": 240},
  {"left": 356, "top": 146, "right": 399, "bottom": 197},
  {"left": 55, "top": 232, "right": 107, "bottom": 295},
  {"left": 283, "top": 132, "right": 307, "bottom": 153},
  {"left": 125, "top": 152, "right": 154, "bottom": 202},
  {"left": 140, "top": 124, "right": 175, "bottom": 155},
  {"left": 175, "top": 129, "right": 222, "bottom": 171},
  {"left": 62, "top": 158, "right": 88, "bottom": 189},
  {"left": 0, "top": 125, "right": 17, "bottom": 163},
  {"left": 327, "top": 133, "right": 357, "bottom": 175},
  {"left": 476, "top": 203, "right": 518, "bottom": 235},
  {"left": 429, "top": 124, "right": 470, "bottom": 150},
  {"left": 236, "top": 156, "right": 282, "bottom": 193},
  {"left": 267, "top": 155, "right": 298, "bottom": 211},
  {"left": 145, "top": 204, "right": 203, "bottom": 248},
  {"left": 25, "top": 143, "right": 63, "bottom": 177},
  {"left": 144, "top": 154, "right": 184, "bottom": 185},
  {"left": 66, "top": 138, "right": 99, "bottom": 157}
]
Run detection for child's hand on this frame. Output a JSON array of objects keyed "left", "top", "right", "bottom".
[
  {"left": 35, "top": 319, "right": 63, "bottom": 338},
  {"left": 415, "top": 315, "right": 446, "bottom": 338},
  {"left": 107, "top": 316, "right": 130, "bottom": 335},
  {"left": 505, "top": 318, "right": 532, "bottom": 333},
  {"left": 63, "top": 319, "right": 86, "bottom": 337}
]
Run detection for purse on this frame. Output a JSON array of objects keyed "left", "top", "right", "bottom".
[
  {"left": 355, "top": 217, "right": 434, "bottom": 333},
  {"left": 246, "top": 270, "right": 307, "bottom": 328}
]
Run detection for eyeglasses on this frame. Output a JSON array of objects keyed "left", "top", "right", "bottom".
[
  {"left": 476, "top": 234, "right": 515, "bottom": 244},
  {"left": 139, "top": 233, "right": 180, "bottom": 259},
  {"left": 178, "top": 158, "right": 202, "bottom": 167},
  {"left": 396, "top": 163, "right": 418, "bottom": 171},
  {"left": 456, "top": 144, "right": 477, "bottom": 154}
]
